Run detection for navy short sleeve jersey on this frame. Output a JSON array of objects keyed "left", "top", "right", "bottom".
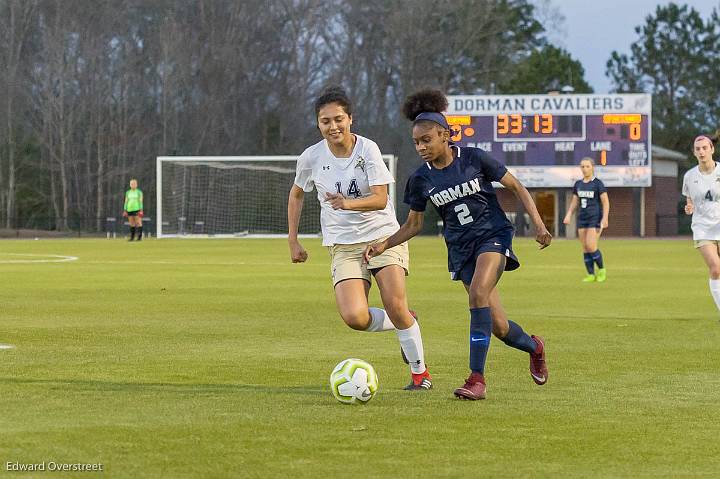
[
  {"left": 404, "top": 146, "right": 514, "bottom": 271},
  {"left": 572, "top": 178, "right": 607, "bottom": 224}
]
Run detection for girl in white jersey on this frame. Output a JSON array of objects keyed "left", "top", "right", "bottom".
[
  {"left": 287, "top": 87, "right": 432, "bottom": 390},
  {"left": 683, "top": 134, "right": 720, "bottom": 316}
]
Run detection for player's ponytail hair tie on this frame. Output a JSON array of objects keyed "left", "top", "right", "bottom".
[{"left": 414, "top": 112, "right": 450, "bottom": 130}]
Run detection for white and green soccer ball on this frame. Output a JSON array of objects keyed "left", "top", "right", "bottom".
[{"left": 329, "top": 358, "right": 378, "bottom": 404}]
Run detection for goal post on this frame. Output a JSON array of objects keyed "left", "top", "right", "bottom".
[{"left": 156, "top": 155, "right": 397, "bottom": 238}]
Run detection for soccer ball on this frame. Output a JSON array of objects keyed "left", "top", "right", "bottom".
[{"left": 329, "top": 358, "right": 378, "bottom": 404}]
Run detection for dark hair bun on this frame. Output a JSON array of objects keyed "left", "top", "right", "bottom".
[{"left": 402, "top": 89, "right": 448, "bottom": 121}]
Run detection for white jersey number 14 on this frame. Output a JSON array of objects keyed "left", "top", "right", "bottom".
[{"left": 335, "top": 179, "right": 361, "bottom": 198}]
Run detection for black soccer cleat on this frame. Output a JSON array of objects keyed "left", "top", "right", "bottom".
[{"left": 403, "top": 370, "right": 432, "bottom": 391}]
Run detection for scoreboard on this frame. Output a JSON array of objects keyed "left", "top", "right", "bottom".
[{"left": 446, "top": 94, "right": 652, "bottom": 187}]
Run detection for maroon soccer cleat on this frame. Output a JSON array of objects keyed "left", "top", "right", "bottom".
[
  {"left": 529, "top": 335, "right": 548, "bottom": 385},
  {"left": 400, "top": 310, "right": 419, "bottom": 365},
  {"left": 453, "top": 372, "right": 486, "bottom": 400}
]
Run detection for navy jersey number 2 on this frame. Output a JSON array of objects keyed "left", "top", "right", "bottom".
[{"left": 404, "top": 146, "right": 514, "bottom": 271}]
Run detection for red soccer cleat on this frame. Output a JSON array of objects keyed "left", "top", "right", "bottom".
[
  {"left": 404, "top": 369, "right": 432, "bottom": 391},
  {"left": 529, "top": 335, "right": 548, "bottom": 385},
  {"left": 453, "top": 372, "right": 486, "bottom": 400}
]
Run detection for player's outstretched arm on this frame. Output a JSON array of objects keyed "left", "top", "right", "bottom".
[
  {"left": 563, "top": 196, "right": 578, "bottom": 224},
  {"left": 499, "top": 172, "right": 552, "bottom": 249},
  {"left": 364, "top": 210, "right": 424, "bottom": 262},
  {"left": 288, "top": 185, "right": 308, "bottom": 263}
]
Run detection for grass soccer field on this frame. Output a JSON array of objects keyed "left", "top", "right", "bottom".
[{"left": 1, "top": 237, "right": 719, "bottom": 478}]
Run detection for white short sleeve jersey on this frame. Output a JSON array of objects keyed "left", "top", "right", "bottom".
[
  {"left": 294, "top": 134, "right": 399, "bottom": 246},
  {"left": 682, "top": 163, "right": 720, "bottom": 240}
]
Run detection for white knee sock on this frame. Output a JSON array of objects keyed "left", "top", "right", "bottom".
[
  {"left": 366, "top": 307, "right": 395, "bottom": 332},
  {"left": 709, "top": 279, "right": 720, "bottom": 313},
  {"left": 396, "top": 319, "right": 427, "bottom": 374}
]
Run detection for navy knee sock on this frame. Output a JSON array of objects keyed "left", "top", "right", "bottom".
[
  {"left": 583, "top": 252, "right": 594, "bottom": 274},
  {"left": 130, "top": 226, "right": 136, "bottom": 240},
  {"left": 591, "top": 249, "right": 604, "bottom": 269},
  {"left": 500, "top": 320, "right": 537, "bottom": 354},
  {"left": 469, "top": 307, "right": 492, "bottom": 374}
]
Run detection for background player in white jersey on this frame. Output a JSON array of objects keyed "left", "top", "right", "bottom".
[
  {"left": 287, "top": 87, "right": 432, "bottom": 390},
  {"left": 683, "top": 134, "right": 720, "bottom": 316}
]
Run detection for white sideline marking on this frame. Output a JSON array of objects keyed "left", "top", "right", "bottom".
[
  {"left": 84, "top": 260, "right": 304, "bottom": 266},
  {"left": 0, "top": 344, "right": 16, "bottom": 350},
  {"left": 0, "top": 253, "right": 78, "bottom": 264}
]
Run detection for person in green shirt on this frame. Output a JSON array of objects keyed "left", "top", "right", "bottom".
[{"left": 123, "top": 179, "right": 144, "bottom": 241}]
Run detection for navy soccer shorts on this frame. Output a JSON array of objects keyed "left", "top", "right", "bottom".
[
  {"left": 451, "top": 232, "right": 520, "bottom": 285},
  {"left": 577, "top": 220, "right": 601, "bottom": 229}
]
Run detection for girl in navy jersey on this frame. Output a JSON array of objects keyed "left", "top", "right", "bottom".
[
  {"left": 563, "top": 158, "right": 610, "bottom": 282},
  {"left": 365, "top": 90, "right": 551, "bottom": 400}
]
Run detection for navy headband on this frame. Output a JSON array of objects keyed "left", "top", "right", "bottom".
[{"left": 414, "top": 112, "right": 449, "bottom": 130}]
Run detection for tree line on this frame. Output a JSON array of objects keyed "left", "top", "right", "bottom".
[
  {"left": 0, "top": 0, "right": 589, "bottom": 231},
  {"left": 607, "top": 2, "right": 720, "bottom": 156},
  {"left": 0, "top": 0, "right": 716, "bottom": 232}
]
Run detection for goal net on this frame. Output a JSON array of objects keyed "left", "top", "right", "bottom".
[{"left": 156, "top": 156, "right": 398, "bottom": 238}]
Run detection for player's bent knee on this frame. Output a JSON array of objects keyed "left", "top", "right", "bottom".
[
  {"left": 341, "top": 311, "right": 370, "bottom": 331},
  {"left": 468, "top": 291, "right": 491, "bottom": 308}
]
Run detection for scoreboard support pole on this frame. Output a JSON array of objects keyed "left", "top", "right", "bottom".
[
  {"left": 557, "top": 190, "right": 566, "bottom": 238},
  {"left": 631, "top": 188, "right": 645, "bottom": 237}
]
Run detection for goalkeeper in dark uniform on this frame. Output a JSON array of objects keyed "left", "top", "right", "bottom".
[{"left": 123, "top": 178, "right": 144, "bottom": 241}]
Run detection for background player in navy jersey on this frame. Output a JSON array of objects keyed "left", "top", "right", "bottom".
[
  {"left": 364, "top": 90, "right": 551, "bottom": 400},
  {"left": 563, "top": 158, "right": 610, "bottom": 282}
]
